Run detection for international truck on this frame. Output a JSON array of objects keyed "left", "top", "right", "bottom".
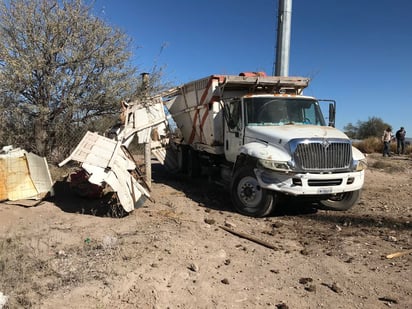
[
  {"left": 60, "top": 72, "right": 367, "bottom": 217},
  {"left": 159, "top": 72, "right": 366, "bottom": 217}
]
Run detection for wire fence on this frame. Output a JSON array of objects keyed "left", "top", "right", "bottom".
[
  {"left": 47, "top": 123, "right": 91, "bottom": 164},
  {"left": 0, "top": 105, "right": 150, "bottom": 169},
  {"left": 0, "top": 119, "right": 95, "bottom": 164}
]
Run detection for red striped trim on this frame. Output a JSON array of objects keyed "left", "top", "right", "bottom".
[{"left": 188, "top": 77, "right": 216, "bottom": 144}]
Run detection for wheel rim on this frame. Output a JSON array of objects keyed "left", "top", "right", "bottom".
[{"left": 236, "top": 175, "right": 263, "bottom": 208}]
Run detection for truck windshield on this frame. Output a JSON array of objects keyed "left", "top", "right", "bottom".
[{"left": 244, "top": 97, "right": 326, "bottom": 126}]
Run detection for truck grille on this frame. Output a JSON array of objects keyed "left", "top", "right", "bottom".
[{"left": 292, "top": 139, "right": 352, "bottom": 172}]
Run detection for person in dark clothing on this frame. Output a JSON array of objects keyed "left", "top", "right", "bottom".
[{"left": 395, "top": 126, "right": 406, "bottom": 155}]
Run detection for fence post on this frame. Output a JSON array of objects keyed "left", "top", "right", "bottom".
[
  {"left": 141, "top": 72, "right": 152, "bottom": 188},
  {"left": 144, "top": 141, "right": 151, "bottom": 188}
]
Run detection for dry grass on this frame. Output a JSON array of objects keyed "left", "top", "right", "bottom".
[
  {"left": 0, "top": 235, "right": 50, "bottom": 307},
  {"left": 366, "top": 153, "right": 410, "bottom": 173},
  {"left": 0, "top": 232, "right": 125, "bottom": 308},
  {"left": 352, "top": 137, "right": 381, "bottom": 154},
  {"left": 369, "top": 159, "right": 406, "bottom": 173},
  {"left": 354, "top": 138, "right": 412, "bottom": 173},
  {"left": 353, "top": 137, "right": 412, "bottom": 155}
]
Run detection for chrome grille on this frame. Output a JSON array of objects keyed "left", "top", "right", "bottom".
[{"left": 292, "top": 140, "right": 352, "bottom": 171}]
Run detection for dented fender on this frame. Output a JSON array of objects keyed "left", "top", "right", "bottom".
[
  {"left": 239, "top": 142, "right": 290, "bottom": 161},
  {"left": 352, "top": 146, "right": 366, "bottom": 161}
]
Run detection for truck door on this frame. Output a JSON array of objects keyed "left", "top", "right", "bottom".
[{"left": 224, "top": 99, "right": 244, "bottom": 162}]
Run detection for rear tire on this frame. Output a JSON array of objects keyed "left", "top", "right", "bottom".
[
  {"left": 318, "top": 190, "right": 361, "bottom": 211},
  {"left": 230, "top": 166, "right": 275, "bottom": 217}
]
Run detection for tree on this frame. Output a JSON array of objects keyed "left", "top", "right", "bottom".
[
  {"left": 357, "top": 117, "right": 390, "bottom": 139},
  {"left": 0, "top": 0, "right": 142, "bottom": 158},
  {"left": 343, "top": 117, "right": 390, "bottom": 140},
  {"left": 343, "top": 122, "right": 358, "bottom": 139}
]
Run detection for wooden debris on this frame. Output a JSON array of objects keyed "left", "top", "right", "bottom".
[
  {"left": 386, "top": 249, "right": 412, "bottom": 259},
  {"left": 321, "top": 282, "right": 343, "bottom": 294},
  {"left": 219, "top": 225, "right": 277, "bottom": 250}
]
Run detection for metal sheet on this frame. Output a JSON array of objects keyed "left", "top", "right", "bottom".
[
  {"left": 3, "top": 155, "right": 38, "bottom": 201},
  {"left": 59, "top": 132, "right": 150, "bottom": 212},
  {"left": 26, "top": 153, "right": 54, "bottom": 196},
  {"left": 58, "top": 131, "right": 118, "bottom": 168},
  {"left": 0, "top": 148, "right": 54, "bottom": 202},
  {"left": 0, "top": 159, "right": 7, "bottom": 200}
]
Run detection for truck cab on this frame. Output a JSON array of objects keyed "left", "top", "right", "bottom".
[
  {"left": 224, "top": 95, "right": 326, "bottom": 162},
  {"left": 223, "top": 94, "right": 366, "bottom": 217}
]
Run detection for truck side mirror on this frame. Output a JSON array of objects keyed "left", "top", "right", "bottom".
[{"left": 328, "top": 102, "right": 336, "bottom": 127}]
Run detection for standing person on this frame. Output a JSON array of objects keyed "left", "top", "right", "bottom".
[
  {"left": 382, "top": 127, "right": 393, "bottom": 157},
  {"left": 395, "top": 126, "right": 406, "bottom": 155}
]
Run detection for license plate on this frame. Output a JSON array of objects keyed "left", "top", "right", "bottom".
[{"left": 318, "top": 188, "right": 333, "bottom": 194}]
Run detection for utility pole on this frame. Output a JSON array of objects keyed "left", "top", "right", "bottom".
[{"left": 274, "top": 0, "right": 292, "bottom": 76}]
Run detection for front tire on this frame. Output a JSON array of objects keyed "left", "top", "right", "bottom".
[
  {"left": 318, "top": 190, "right": 361, "bottom": 211},
  {"left": 230, "top": 166, "right": 275, "bottom": 217}
]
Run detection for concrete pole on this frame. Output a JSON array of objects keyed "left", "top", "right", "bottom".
[{"left": 274, "top": 0, "right": 292, "bottom": 76}]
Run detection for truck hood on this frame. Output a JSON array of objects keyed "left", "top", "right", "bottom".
[{"left": 245, "top": 125, "right": 349, "bottom": 146}]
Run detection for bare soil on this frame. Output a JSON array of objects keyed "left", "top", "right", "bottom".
[{"left": 0, "top": 153, "right": 411, "bottom": 309}]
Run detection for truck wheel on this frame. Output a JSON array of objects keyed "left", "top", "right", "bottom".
[
  {"left": 231, "top": 167, "right": 275, "bottom": 217},
  {"left": 318, "top": 190, "right": 361, "bottom": 211},
  {"left": 187, "top": 149, "right": 201, "bottom": 178}
]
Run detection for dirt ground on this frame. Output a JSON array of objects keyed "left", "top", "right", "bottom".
[{"left": 0, "top": 153, "right": 411, "bottom": 309}]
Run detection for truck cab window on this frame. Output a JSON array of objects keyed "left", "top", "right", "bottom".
[
  {"left": 244, "top": 97, "right": 326, "bottom": 126},
  {"left": 228, "top": 99, "right": 242, "bottom": 130},
  {"left": 245, "top": 97, "right": 290, "bottom": 125}
]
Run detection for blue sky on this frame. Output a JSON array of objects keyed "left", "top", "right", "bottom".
[{"left": 94, "top": 0, "right": 411, "bottom": 134}]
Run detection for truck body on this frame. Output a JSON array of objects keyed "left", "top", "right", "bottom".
[{"left": 162, "top": 72, "right": 366, "bottom": 217}]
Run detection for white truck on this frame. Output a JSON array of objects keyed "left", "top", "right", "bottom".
[
  {"left": 60, "top": 72, "right": 367, "bottom": 217},
  {"left": 160, "top": 72, "right": 367, "bottom": 217}
]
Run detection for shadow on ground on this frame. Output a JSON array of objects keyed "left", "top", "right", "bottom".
[
  {"left": 48, "top": 180, "right": 128, "bottom": 218},
  {"left": 151, "top": 162, "right": 319, "bottom": 217}
]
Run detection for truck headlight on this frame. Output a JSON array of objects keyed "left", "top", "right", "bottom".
[
  {"left": 354, "top": 159, "right": 368, "bottom": 171},
  {"left": 258, "top": 159, "right": 292, "bottom": 172}
]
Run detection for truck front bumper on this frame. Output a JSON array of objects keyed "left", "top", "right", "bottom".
[{"left": 254, "top": 169, "right": 365, "bottom": 196}]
